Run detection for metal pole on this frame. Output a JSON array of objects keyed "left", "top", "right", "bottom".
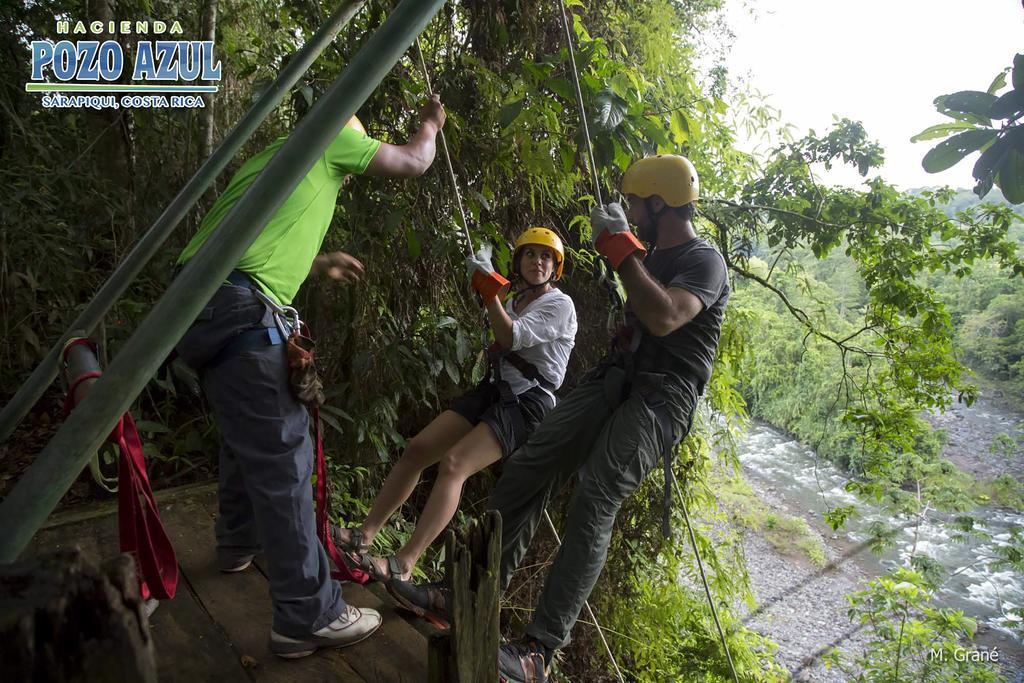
[
  {"left": 414, "top": 39, "right": 472, "bottom": 256},
  {"left": 0, "top": 0, "right": 368, "bottom": 446},
  {"left": 0, "top": 0, "right": 449, "bottom": 563}
]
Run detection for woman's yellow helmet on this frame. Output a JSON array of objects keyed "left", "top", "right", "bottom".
[{"left": 512, "top": 227, "right": 565, "bottom": 281}]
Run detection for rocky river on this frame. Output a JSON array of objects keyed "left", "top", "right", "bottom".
[{"left": 732, "top": 392, "right": 1024, "bottom": 681}]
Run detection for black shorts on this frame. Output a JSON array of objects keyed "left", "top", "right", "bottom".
[{"left": 450, "top": 382, "right": 555, "bottom": 459}]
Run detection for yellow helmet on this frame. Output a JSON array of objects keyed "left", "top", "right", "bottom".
[
  {"left": 346, "top": 115, "right": 366, "bottom": 135},
  {"left": 621, "top": 154, "right": 699, "bottom": 207},
  {"left": 512, "top": 227, "right": 565, "bottom": 281}
]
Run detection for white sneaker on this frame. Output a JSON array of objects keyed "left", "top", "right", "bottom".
[{"left": 270, "top": 605, "right": 382, "bottom": 658}]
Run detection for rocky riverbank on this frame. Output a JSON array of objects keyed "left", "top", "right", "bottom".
[
  {"left": 737, "top": 478, "right": 871, "bottom": 682},
  {"left": 738, "top": 473, "right": 1024, "bottom": 681},
  {"left": 925, "top": 393, "right": 1024, "bottom": 481}
]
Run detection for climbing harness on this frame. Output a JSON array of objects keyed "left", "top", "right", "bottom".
[
  {"left": 480, "top": 341, "right": 555, "bottom": 438},
  {"left": 61, "top": 337, "right": 179, "bottom": 602},
  {"left": 197, "top": 269, "right": 366, "bottom": 583},
  {"left": 252, "top": 288, "right": 302, "bottom": 343},
  {"left": 607, "top": 321, "right": 699, "bottom": 539},
  {"left": 555, "top": 0, "right": 625, "bottom": 333},
  {"left": 601, "top": 319, "right": 738, "bottom": 681}
]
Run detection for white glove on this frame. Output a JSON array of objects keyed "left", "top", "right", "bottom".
[
  {"left": 466, "top": 244, "right": 495, "bottom": 281},
  {"left": 590, "top": 202, "right": 631, "bottom": 246}
]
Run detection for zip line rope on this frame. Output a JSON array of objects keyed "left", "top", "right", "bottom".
[
  {"left": 414, "top": 38, "right": 473, "bottom": 257},
  {"left": 543, "top": 510, "right": 626, "bottom": 683},
  {"left": 412, "top": 37, "right": 487, "bottom": 353},
  {"left": 555, "top": 0, "right": 625, "bottom": 333},
  {"left": 555, "top": 0, "right": 603, "bottom": 207},
  {"left": 674, "top": 476, "right": 740, "bottom": 683}
]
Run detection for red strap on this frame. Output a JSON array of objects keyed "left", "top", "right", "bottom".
[
  {"left": 313, "top": 407, "right": 368, "bottom": 584},
  {"left": 63, "top": 371, "right": 102, "bottom": 417},
  {"left": 113, "top": 413, "right": 179, "bottom": 600},
  {"left": 62, "top": 347, "right": 178, "bottom": 601}
]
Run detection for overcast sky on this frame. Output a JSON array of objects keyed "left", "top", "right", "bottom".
[{"left": 723, "top": 0, "right": 1024, "bottom": 191}]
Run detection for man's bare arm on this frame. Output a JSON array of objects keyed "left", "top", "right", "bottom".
[
  {"left": 363, "top": 95, "right": 446, "bottom": 178},
  {"left": 617, "top": 253, "right": 703, "bottom": 336}
]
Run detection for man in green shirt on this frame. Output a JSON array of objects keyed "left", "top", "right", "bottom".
[{"left": 174, "top": 96, "right": 446, "bottom": 658}]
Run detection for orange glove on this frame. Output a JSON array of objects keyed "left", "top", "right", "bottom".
[
  {"left": 467, "top": 245, "right": 510, "bottom": 303},
  {"left": 591, "top": 202, "right": 646, "bottom": 269}
]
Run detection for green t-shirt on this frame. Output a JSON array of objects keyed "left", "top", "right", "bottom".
[{"left": 177, "top": 125, "right": 381, "bottom": 305}]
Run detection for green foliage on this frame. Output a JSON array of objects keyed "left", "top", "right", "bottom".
[
  {"left": 826, "top": 567, "right": 1004, "bottom": 682},
  {"left": 989, "top": 432, "right": 1021, "bottom": 458},
  {"left": 916, "top": 53, "right": 1024, "bottom": 203},
  {"left": 606, "top": 548, "right": 788, "bottom": 682},
  {"left": 959, "top": 293, "right": 1024, "bottom": 387}
]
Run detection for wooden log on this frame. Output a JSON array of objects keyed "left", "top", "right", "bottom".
[
  {"left": 427, "top": 510, "right": 501, "bottom": 682},
  {"left": 0, "top": 548, "right": 156, "bottom": 682}
]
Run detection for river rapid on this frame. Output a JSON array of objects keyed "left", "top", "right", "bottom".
[{"left": 733, "top": 392, "right": 1024, "bottom": 680}]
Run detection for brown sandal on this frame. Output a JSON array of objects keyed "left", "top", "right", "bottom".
[
  {"left": 358, "top": 553, "right": 408, "bottom": 583},
  {"left": 329, "top": 523, "right": 370, "bottom": 554}
]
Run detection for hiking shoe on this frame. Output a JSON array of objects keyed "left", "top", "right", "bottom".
[
  {"left": 217, "top": 550, "right": 256, "bottom": 573},
  {"left": 498, "top": 638, "right": 551, "bottom": 683},
  {"left": 387, "top": 579, "right": 451, "bottom": 629},
  {"left": 270, "top": 605, "right": 382, "bottom": 658}
]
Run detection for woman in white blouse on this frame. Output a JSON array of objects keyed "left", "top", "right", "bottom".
[{"left": 333, "top": 227, "right": 577, "bottom": 588}]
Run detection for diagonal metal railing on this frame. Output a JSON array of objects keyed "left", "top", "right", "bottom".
[
  {"left": 0, "top": 0, "right": 449, "bottom": 562},
  {"left": 0, "top": 0, "right": 368, "bottom": 447}
]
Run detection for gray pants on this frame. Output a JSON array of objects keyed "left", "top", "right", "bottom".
[
  {"left": 176, "top": 284, "right": 344, "bottom": 638},
  {"left": 488, "top": 368, "right": 697, "bottom": 649}
]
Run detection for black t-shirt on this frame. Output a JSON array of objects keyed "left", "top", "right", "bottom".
[{"left": 626, "top": 237, "right": 730, "bottom": 387}]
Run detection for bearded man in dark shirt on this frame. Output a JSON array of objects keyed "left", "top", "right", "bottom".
[{"left": 390, "top": 155, "right": 730, "bottom": 682}]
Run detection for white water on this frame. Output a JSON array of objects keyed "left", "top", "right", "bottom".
[{"left": 737, "top": 417, "right": 1024, "bottom": 638}]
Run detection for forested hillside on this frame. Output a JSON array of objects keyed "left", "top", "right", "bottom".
[{"left": 2, "top": 1, "right": 1022, "bottom": 680}]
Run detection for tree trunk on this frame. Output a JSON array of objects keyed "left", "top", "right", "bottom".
[
  {"left": 427, "top": 511, "right": 501, "bottom": 682},
  {"left": 86, "top": 0, "right": 136, "bottom": 244},
  {"left": 199, "top": 0, "right": 220, "bottom": 162},
  {"left": 0, "top": 549, "right": 157, "bottom": 682}
]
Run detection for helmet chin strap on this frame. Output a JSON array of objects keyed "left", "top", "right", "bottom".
[{"left": 511, "top": 272, "right": 554, "bottom": 307}]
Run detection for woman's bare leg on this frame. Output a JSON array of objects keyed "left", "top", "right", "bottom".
[
  {"left": 358, "top": 410, "right": 473, "bottom": 544},
  {"left": 388, "top": 422, "right": 503, "bottom": 578}
]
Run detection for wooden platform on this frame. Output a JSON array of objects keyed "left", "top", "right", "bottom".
[{"left": 27, "top": 483, "right": 438, "bottom": 682}]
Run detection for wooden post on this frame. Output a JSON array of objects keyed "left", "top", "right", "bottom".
[
  {"left": 428, "top": 510, "right": 502, "bottom": 682},
  {"left": 0, "top": 549, "right": 157, "bottom": 681}
]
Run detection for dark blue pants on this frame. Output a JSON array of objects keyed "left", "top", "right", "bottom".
[{"left": 176, "top": 284, "right": 344, "bottom": 637}]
